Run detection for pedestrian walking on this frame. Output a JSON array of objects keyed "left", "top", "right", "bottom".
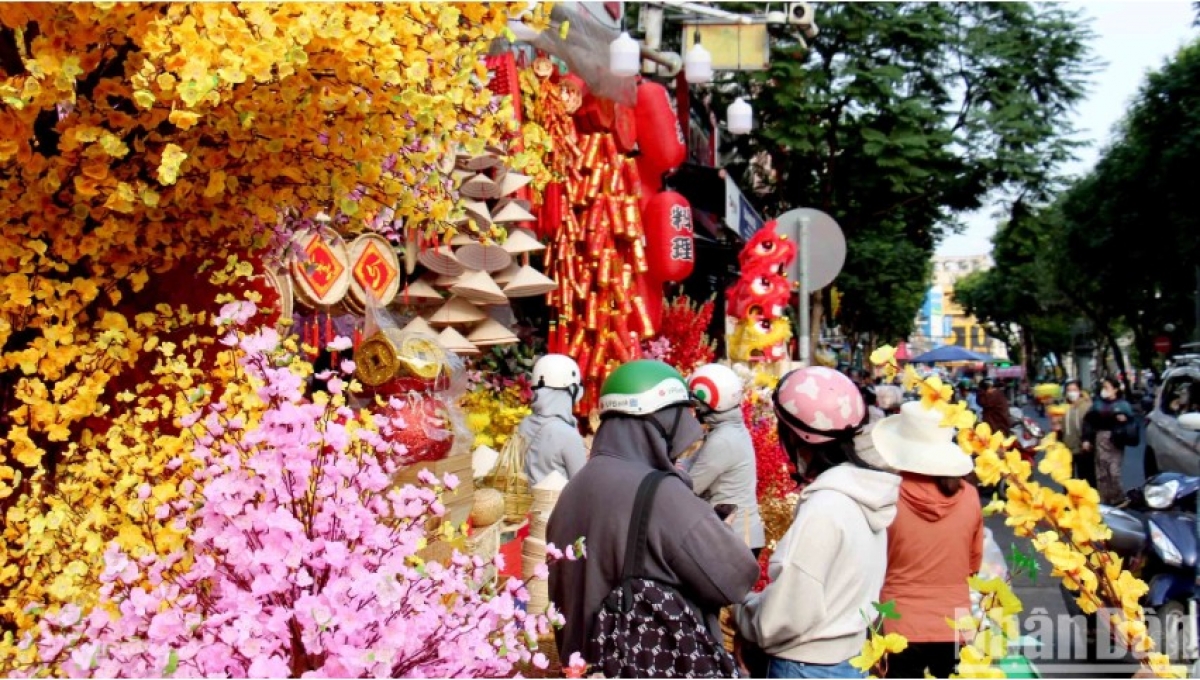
[
  {"left": 871, "top": 402, "right": 983, "bottom": 679},
  {"left": 1060, "top": 379, "right": 1094, "bottom": 487},
  {"left": 1082, "top": 376, "right": 1138, "bottom": 505},
  {"left": 547, "top": 360, "right": 759, "bottom": 675},
  {"left": 977, "top": 379, "right": 1012, "bottom": 436},
  {"left": 684, "top": 363, "right": 766, "bottom": 556},
  {"left": 735, "top": 367, "right": 901, "bottom": 679},
  {"left": 520, "top": 354, "right": 588, "bottom": 485}
]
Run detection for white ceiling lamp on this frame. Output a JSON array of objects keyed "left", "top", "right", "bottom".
[
  {"left": 727, "top": 97, "right": 753, "bottom": 134},
  {"left": 610, "top": 31, "right": 641, "bottom": 77},
  {"left": 684, "top": 35, "right": 713, "bottom": 84}
]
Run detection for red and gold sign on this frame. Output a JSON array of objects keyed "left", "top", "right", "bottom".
[
  {"left": 290, "top": 231, "right": 351, "bottom": 308},
  {"left": 349, "top": 233, "right": 401, "bottom": 308}
]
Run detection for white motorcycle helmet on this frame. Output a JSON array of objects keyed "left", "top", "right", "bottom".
[
  {"left": 531, "top": 354, "right": 584, "bottom": 404},
  {"left": 687, "top": 363, "right": 745, "bottom": 416}
]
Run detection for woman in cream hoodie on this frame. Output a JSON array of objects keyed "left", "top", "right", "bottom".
[{"left": 735, "top": 367, "right": 901, "bottom": 679}]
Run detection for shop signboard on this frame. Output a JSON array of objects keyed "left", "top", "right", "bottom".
[
  {"left": 920, "top": 286, "right": 944, "bottom": 340},
  {"left": 723, "top": 173, "right": 764, "bottom": 240}
]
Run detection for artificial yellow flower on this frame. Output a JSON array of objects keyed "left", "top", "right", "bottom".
[
  {"left": 917, "top": 374, "right": 954, "bottom": 409},
  {"left": 869, "top": 344, "right": 898, "bottom": 381},
  {"left": 974, "top": 449, "right": 1007, "bottom": 487},
  {"left": 936, "top": 399, "right": 977, "bottom": 430},
  {"left": 1038, "top": 442, "right": 1073, "bottom": 484}
]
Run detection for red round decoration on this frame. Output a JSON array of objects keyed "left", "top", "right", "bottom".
[
  {"left": 613, "top": 104, "right": 638, "bottom": 153},
  {"left": 378, "top": 395, "right": 455, "bottom": 465},
  {"left": 635, "top": 81, "right": 687, "bottom": 175},
  {"left": 642, "top": 191, "right": 695, "bottom": 283}
]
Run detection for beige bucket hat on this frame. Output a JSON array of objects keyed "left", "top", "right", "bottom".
[{"left": 870, "top": 401, "right": 974, "bottom": 477}]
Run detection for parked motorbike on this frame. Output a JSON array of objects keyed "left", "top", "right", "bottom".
[
  {"left": 1009, "top": 406, "right": 1044, "bottom": 464},
  {"left": 1067, "top": 470, "right": 1200, "bottom": 662}
]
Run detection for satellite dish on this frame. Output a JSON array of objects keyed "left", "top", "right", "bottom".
[{"left": 773, "top": 208, "right": 846, "bottom": 292}]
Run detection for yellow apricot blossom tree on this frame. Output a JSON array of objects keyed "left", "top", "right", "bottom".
[
  {"left": 0, "top": 1, "right": 533, "bottom": 647},
  {"left": 859, "top": 349, "right": 1183, "bottom": 678}
]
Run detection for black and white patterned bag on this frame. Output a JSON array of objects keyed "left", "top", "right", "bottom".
[{"left": 586, "top": 471, "right": 739, "bottom": 678}]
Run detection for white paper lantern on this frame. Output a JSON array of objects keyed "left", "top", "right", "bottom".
[
  {"left": 685, "top": 42, "right": 713, "bottom": 84},
  {"left": 727, "top": 97, "right": 753, "bottom": 134},
  {"left": 610, "top": 31, "right": 641, "bottom": 77}
]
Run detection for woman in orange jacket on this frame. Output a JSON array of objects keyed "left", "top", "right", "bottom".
[{"left": 870, "top": 402, "right": 984, "bottom": 679}]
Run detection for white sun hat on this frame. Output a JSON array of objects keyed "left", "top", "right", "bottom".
[{"left": 870, "top": 401, "right": 974, "bottom": 477}]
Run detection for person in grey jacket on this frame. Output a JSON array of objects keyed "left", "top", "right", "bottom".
[
  {"left": 685, "top": 363, "right": 766, "bottom": 556},
  {"left": 520, "top": 354, "right": 588, "bottom": 485},
  {"left": 548, "top": 360, "right": 760, "bottom": 664}
]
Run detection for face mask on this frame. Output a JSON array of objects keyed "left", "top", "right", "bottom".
[
  {"left": 1066, "top": 391, "right": 1080, "bottom": 403},
  {"left": 1101, "top": 388, "right": 1116, "bottom": 400}
]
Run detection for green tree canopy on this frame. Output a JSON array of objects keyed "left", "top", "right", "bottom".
[
  {"left": 1045, "top": 38, "right": 1200, "bottom": 371},
  {"left": 719, "top": 2, "right": 1096, "bottom": 343}
]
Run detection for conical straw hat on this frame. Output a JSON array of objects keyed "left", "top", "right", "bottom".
[
  {"left": 450, "top": 231, "right": 476, "bottom": 246},
  {"left": 503, "top": 265, "right": 557, "bottom": 298},
  {"left": 438, "top": 153, "right": 457, "bottom": 175},
  {"left": 400, "top": 279, "right": 442, "bottom": 302},
  {"left": 456, "top": 242, "right": 513, "bottom": 273},
  {"left": 428, "top": 296, "right": 487, "bottom": 326},
  {"left": 494, "top": 197, "right": 533, "bottom": 215},
  {"left": 433, "top": 272, "right": 465, "bottom": 287},
  {"left": 493, "top": 261, "right": 521, "bottom": 285},
  {"left": 438, "top": 326, "right": 480, "bottom": 355},
  {"left": 502, "top": 229, "right": 545, "bottom": 255},
  {"left": 498, "top": 172, "right": 532, "bottom": 197},
  {"left": 402, "top": 316, "right": 436, "bottom": 336},
  {"left": 491, "top": 201, "right": 536, "bottom": 224},
  {"left": 460, "top": 173, "right": 501, "bottom": 200},
  {"left": 468, "top": 318, "right": 519, "bottom": 346},
  {"left": 417, "top": 245, "right": 464, "bottom": 276},
  {"left": 451, "top": 269, "right": 509, "bottom": 306},
  {"left": 462, "top": 199, "right": 492, "bottom": 228},
  {"left": 458, "top": 153, "right": 501, "bottom": 172}
]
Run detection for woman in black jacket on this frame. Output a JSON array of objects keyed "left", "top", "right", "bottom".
[{"left": 1082, "top": 376, "right": 1138, "bottom": 505}]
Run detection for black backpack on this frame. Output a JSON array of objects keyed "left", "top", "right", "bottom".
[{"left": 586, "top": 470, "right": 740, "bottom": 678}]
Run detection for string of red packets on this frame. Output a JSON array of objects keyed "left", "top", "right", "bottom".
[{"left": 545, "top": 131, "right": 658, "bottom": 415}]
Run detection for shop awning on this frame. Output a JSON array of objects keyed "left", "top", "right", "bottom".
[{"left": 667, "top": 163, "right": 765, "bottom": 241}]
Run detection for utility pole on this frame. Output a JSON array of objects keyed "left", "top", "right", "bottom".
[{"left": 798, "top": 213, "right": 811, "bottom": 366}]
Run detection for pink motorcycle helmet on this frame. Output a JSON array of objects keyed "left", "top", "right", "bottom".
[{"left": 773, "top": 366, "right": 868, "bottom": 444}]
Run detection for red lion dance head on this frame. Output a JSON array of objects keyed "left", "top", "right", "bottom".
[{"left": 727, "top": 222, "right": 798, "bottom": 362}]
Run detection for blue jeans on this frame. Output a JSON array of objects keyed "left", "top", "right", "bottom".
[{"left": 767, "top": 656, "right": 865, "bottom": 679}]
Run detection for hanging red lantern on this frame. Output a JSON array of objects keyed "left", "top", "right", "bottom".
[
  {"left": 635, "top": 81, "right": 687, "bottom": 175},
  {"left": 642, "top": 192, "right": 695, "bottom": 283}
]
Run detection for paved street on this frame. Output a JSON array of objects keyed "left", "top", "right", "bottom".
[{"left": 985, "top": 408, "right": 1151, "bottom": 678}]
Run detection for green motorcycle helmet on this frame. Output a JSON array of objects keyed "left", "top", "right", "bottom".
[{"left": 599, "top": 360, "right": 693, "bottom": 416}]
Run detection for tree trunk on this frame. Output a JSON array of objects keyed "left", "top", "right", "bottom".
[
  {"left": 1019, "top": 323, "right": 1035, "bottom": 381},
  {"left": 1103, "top": 331, "right": 1131, "bottom": 394}
]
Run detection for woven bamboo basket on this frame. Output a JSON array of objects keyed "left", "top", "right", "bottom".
[
  {"left": 480, "top": 429, "right": 533, "bottom": 524},
  {"left": 466, "top": 522, "right": 502, "bottom": 584}
]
